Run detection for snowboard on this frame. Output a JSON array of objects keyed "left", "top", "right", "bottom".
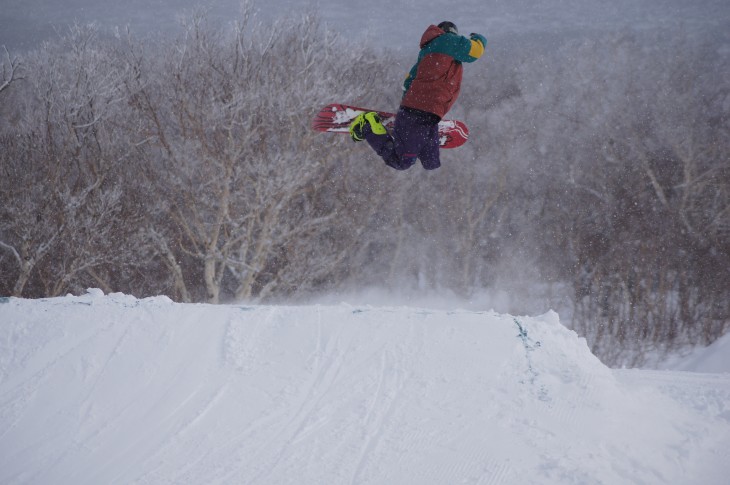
[{"left": 312, "top": 103, "right": 469, "bottom": 149}]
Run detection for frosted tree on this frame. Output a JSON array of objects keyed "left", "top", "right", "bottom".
[
  {"left": 0, "top": 25, "right": 137, "bottom": 296},
  {"left": 0, "top": 46, "right": 21, "bottom": 94},
  {"left": 126, "top": 11, "right": 386, "bottom": 302}
]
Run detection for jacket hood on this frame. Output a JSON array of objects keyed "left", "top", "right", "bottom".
[{"left": 419, "top": 24, "right": 446, "bottom": 48}]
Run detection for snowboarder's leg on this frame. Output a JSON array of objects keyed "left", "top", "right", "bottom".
[
  {"left": 416, "top": 122, "right": 441, "bottom": 170},
  {"left": 392, "top": 107, "right": 440, "bottom": 170},
  {"left": 373, "top": 107, "right": 439, "bottom": 170},
  {"left": 368, "top": 133, "right": 417, "bottom": 171},
  {"left": 351, "top": 108, "right": 439, "bottom": 171},
  {"left": 350, "top": 112, "right": 418, "bottom": 170}
]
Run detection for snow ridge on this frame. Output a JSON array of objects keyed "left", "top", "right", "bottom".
[{"left": 1, "top": 291, "right": 728, "bottom": 484}]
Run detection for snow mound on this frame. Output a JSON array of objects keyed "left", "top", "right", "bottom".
[
  {"left": 663, "top": 332, "right": 730, "bottom": 374},
  {"left": 1, "top": 291, "right": 728, "bottom": 484}
]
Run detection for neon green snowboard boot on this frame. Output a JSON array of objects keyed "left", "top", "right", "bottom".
[{"left": 349, "top": 112, "right": 387, "bottom": 142}]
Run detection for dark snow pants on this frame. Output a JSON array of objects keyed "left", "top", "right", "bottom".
[{"left": 364, "top": 107, "right": 441, "bottom": 170}]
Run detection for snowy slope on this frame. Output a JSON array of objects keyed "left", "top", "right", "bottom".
[
  {"left": 1, "top": 291, "right": 729, "bottom": 484},
  {"left": 656, "top": 333, "right": 730, "bottom": 374}
]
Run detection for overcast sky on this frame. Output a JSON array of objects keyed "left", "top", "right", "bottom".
[{"left": 2, "top": 0, "right": 728, "bottom": 52}]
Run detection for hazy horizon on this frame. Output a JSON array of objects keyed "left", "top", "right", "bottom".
[{"left": 2, "top": 0, "right": 728, "bottom": 53}]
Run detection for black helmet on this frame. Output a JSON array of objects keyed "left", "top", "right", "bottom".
[{"left": 438, "top": 21, "right": 458, "bottom": 35}]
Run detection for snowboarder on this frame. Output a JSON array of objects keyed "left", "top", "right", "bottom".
[{"left": 349, "top": 21, "right": 486, "bottom": 170}]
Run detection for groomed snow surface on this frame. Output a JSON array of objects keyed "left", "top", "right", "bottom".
[{"left": 1, "top": 290, "right": 729, "bottom": 484}]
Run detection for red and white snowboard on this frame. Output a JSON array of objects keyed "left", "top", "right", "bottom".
[{"left": 312, "top": 103, "right": 469, "bottom": 149}]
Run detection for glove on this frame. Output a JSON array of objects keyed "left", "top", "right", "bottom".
[{"left": 470, "top": 33, "right": 487, "bottom": 48}]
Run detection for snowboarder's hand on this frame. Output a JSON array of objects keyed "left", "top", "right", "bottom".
[{"left": 470, "top": 33, "right": 487, "bottom": 48}]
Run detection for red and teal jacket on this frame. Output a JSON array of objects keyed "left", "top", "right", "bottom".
[{"left": 401, "top": 25, "right": 486, "bottom": 119}]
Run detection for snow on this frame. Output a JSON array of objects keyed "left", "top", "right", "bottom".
[
  {"left": 654, "top": 333, "right": 730, "bottom": 374},
  {"left": 679, "top": 335, "right": 730, "bottom": 373},
  {"left": 1, "top": 290, "right": 729, "bottom": 484}
]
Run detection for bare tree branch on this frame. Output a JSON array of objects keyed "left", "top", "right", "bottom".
[{"left": 0, "top": 46, "right": 22, "bottom": 94}]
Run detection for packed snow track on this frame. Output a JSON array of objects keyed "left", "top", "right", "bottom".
[{"left": 1, "top": 291, "right": 728, "bottom": 484}]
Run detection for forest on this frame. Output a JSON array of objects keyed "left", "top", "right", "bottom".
[{"left": 1, "top": 11, "right": 728, "bottom": 365}]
